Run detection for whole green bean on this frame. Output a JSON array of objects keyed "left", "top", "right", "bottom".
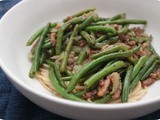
[
  {"left": 66, "top": 50, "right": 133, "bottom": 93},
  {"left": 141, "top": 60, "right": 159, "bottom": 81},
  {"left": 63, "top": 8, "right": 96, "bottom": 22},
  {"left": 85, "top": 26, "right": 117, "bottom": 34},
  {"left": 26, "top": 23, "right": 56, "bottom": 46},
  {"left": 94, "top": 94, "right": 112, "bottom": 103},
  {"left": 45, "top": 60, "right": 66, "bottom": 88},
  {"left": 84, "top": 61, "right": 125, "bottom": 89},
  {"left": 130, "top": 55, "right": 158, "bottom": 90},
  {"left": 76, "top": 46, "right": 88, "bottom": 64},
  {"left": 131, "top": 56, "right": 148, "bottom": 80},
  {"left": 92, "top": 45, "right": 128, "bottom": 59},
  {"left": 96, "top": 35, "right": 107, "bottom": 43},
  {"left": 96, "top": 19, "right": 147, "bottom": 25},
  {"left": 29, "top": 23, "right": 51, "bottom": 78},
  {"left": 121, "top": 65, "right": 133, "bottom": 103},
  {"left": 49, "top": 67, "right": 86, "bottom": 102},
  {"left": 60, "top": 25, "right": 79, "bottom": 73}
]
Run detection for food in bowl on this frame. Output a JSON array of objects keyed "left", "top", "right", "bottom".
[{"left": 26, "top": 8, "right": 160, "bottom": 103}]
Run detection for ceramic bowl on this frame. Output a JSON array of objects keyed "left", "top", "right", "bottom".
[{"left": 0, "top": 0, "right": 160, "bottom": 119}]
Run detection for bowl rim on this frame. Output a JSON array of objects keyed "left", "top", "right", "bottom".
[{"left": 0, "top": 0, "right": 160, "bottom": 110}]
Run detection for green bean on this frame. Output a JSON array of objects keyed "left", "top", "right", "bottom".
[
  {"left": 66, "top": 51, "right": 132, "bottom": 93},
  {"left": 96, "top": 35, "right": 107, "bottom": 43},
  {"left": 102, "top": 36, "right": 119, "bottom": 44},
  {"left": 26, "top": 23, "right": 56, "bottom": 46},
  {"left": 60, "top": 25, "right": 79, "bottom": 73},
  {"left": 71, "top": 46, "right": 82, "bottom": 54},
  {"left": 109, "top": 13, "right": 126, "bottom": 21},
  {"left": 141, "top": 60, "right": 159, "bottom": 81},
  {"left": 132, "top": 46, "right": 140, "bottom": 53},
  {"left": 131, "top": 56, "right": 148, "bottom": 80},
  {"left": 78, "top": 15, "right": 94, "bottom": 31},
  {"left": 42, "top": 42, "right": 52, "bottom": 49},
  {"left": 92, "top": 45, "right": 128, "bottom": 59},
  {"left": 63, "top": 8, "right": 96, "bottom": 22},
  {"left": 77, "top": 46, "right": 88, "bottom": 64},
  {"left": 80, "top": 31, "right": 95, "bottom": 46},
  {"left": 94, "top": 94, "right": 112, "bottom": 103},
  {"left": 74, "top": 89, "right": 88, "bottom": 97},
  {"left": 29, "top": 23, "right": 51, "bottom": 78},
  {"left": 63, "top": 32, "right": 72, "bottom": 41},
  {"left": 56, "top": 17, "right": 84, "bottom": 55},
  {"left": 44, "top": 38, "right": 50, "bottom": 43},
  {"left": 40, "top": 52, "right": 46, "bottom": 65},
  {"left": 118, "top": 25, "right": 128, "bottom": 35},
  {"left": 49, "top": 66, "right": 86, "bottom": 102},
  {"left": 65, "top": 70, "right": 73, "bottom": 76},
  {"left": 45, "top": 60, "right": 66, "bottom": 88},
  {"left": 84, "top": 61, "right": 125, "bottom": 89},
  {"left": 130, "top": 55, "right": 158, "bottom": 90},
  {"left": 121, "top": 65, "right": 133, "bottom": 103},
  {"left": 85, "top": 26, "right": 117, "bottom": 34},
  {"left": 96, "top": 19, "right": 147, "bottom": 25},
  {"left": 94, "top": 17, "right": 109, "bottom": 22},
  {"left": 61, "top": 76, "right": 72, "bottom": 81}
]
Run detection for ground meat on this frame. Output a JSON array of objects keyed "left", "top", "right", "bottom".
[
  {"left": 68, "top": 58, "right": 75, "bottom": 65},
  {"left": 142, "top": 78, "right": 156, "bottom": 87},
  {"left": 83, "top": 90, "right": 97, "bottom": 99},
  {"left": 142, "top": 71, "right": 160, "bottom": 87},
  {"left": 101, "top": 44, "right": 109, "bottom": 51},
  {"left": 31, "top": 37, "right": 40, "bottom": 53},
  {"left": 97, "top": 79, "right": 111, "bottom": 97},
  {"left": 136, "top": 42, "right": 151, "bottom": 57},
  {"left": 65, "top": 16, "right": 72, "bottom": 21},
  {"left": 112, "top": 88, "right": 121, "bottom": 100},
  {"left": 90, "top": 50, "right": 97, "bottom": 54},
  {"left": 127, "top": 40, "right": 136, "bottom": 48},
  {"left": 131, "top": 27, "right": 144, "bottom": 36},
  {"left": 79, "top": 41, "right": 87, "bottom": 48},
  {"left": 50, "top": 33, "right": 56, "bottom": 46},
  {"left": 109, "top": 24, "right": 122, "bottom": 31},
  {"left": 119, "top": 34, "right": 131, "bottom": 42},
  {"left": 55, "top": 23, "right": 62, "bottom": 29}
]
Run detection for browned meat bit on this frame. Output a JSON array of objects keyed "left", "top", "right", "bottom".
[
  {"left": 101, "top": 44, "right": 109, "bottom": 51},
  {"left": 142, "top": 78, "right": 156, "bottom": 87},
  {"left": 136, "top": 42, "right": 151, "bottom": 57},
  {"left": 90, "top": 50, "right": 97, "bottom": 54},
  {"left": 83, "top": 90, "right": 97, "bottom": 99},
  {"left": 79, "top": 41, "right": 87, "bottom": 48},
  {"left": 65, "top": 16, "right": 72, "bottom": 21},
  {"left": 55, "top": 23, "right": 62, "bottom": 29},
  {"left": 31, "top": 37, "right": 40, "bottom": 53},
  {"left": 112, "top": 87, "right": 121, "bottom": 100},
  {"left": 50, "top": 33, "right": 56, "bottom": 46},
  {"left": 127, "top": 40, "right": 136, "bottom": 48},
  {"left": 119, "top": 34, "right": 131, "bottom": 42},
  {"left": 67, "top": 52, "right": 75, "bottom": 71},
  {"left": 142, "top": 71, "right": 160, "bottom": 87},
  {"left": 97, "top": 79, "right": 111, "bottom": 97},
  {"left": 68, "top": 58, "right": 75, "bottom": 65},
  {"left": 150, "top": 71, "right": 160, "bottom": 80},
  {"left": 109, "top": 24, "right": 122, "bottom": 31},
  {"left": 131, "top": 27, "right": 144, "bottom": 37}
]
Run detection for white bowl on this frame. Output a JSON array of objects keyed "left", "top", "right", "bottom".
[{"left": 0, "top": 0, "right": 160, "bottom": 119}]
